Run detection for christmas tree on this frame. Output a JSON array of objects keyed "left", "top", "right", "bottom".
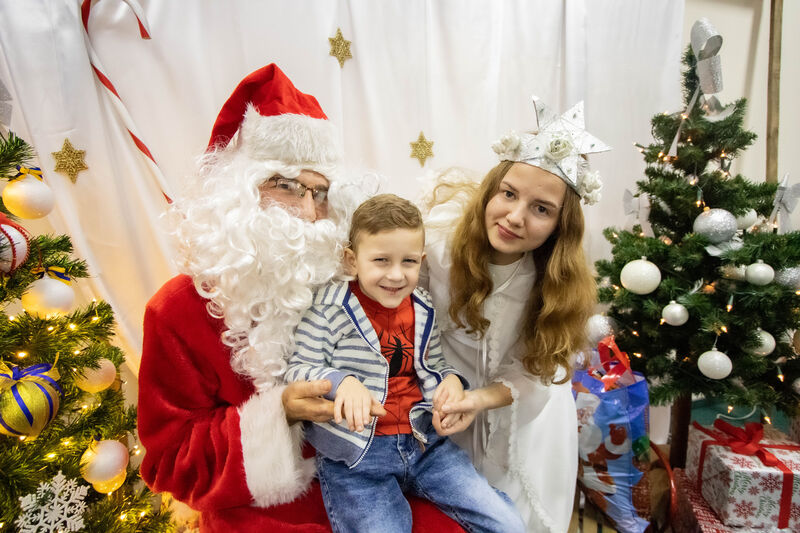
[
  {"left": 594, "top": 31, "right": 800, "bottom": 466},
  {"left": 0, "top": 132, "right": 172, "bottom": 532}
]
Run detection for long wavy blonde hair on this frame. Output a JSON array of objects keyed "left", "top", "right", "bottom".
[{"left": 447, "top": 161, "right": 596, "bottom": 384}]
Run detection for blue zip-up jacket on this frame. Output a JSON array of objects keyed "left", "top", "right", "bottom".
[{"left": 286, "top": 280, "right": 468, "bottom": 468}]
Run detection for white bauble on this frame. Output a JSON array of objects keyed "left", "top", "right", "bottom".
[
  {"left": 20, "top": 277, "right": 75, "bottom": 316},
  {"left": 693, "top": 208, "right": 738, "bottom": 244},
  {"left": 620, "top": 257, "right": 661, "bottom": 295},
  {"left": 662, "top": 300, "right": 689, "bottom": 326},
  {"left": 74, "top": 358, "right": 117, "bottom": 393},
  {"left": 719, "top": 264, "right": 746, "bottom": 280},
  {"left": 745, "top": 260, "right": 775, "bottom": 286},
  {"left": 736, "top": 209, "right": 758, "bottom": 230},
  {"left": 92, "top": 469, "right": 127, "bottom": 494},
  {"left": 697, "top": 348, "right": 732, "bottom": 379},
  {"left": 775, "top": 267, "right": 800, "bottom": 290},
  {"left": 2, "top": 175, "right": 55, "bottom": 219},
  {"left": 751, "top": 328, "right": 776, "bottom": 356},
  {"left": 0, "top": 224, "right": 28, "bottom": 273},
  {"left": 793, "top": 378, "right": 800, "bottom": 395},
  {"left": 80, "top": 439, "right": 129, "bottom": 484},
  {"left": 586, "top": 314, "right": 615, "bottom": 345}
]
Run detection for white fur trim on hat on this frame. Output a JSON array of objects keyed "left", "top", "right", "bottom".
[
  {"left": 239, "top": 106, "right": 342, "bottom": 167},
  {"left": 238, "top": 384, "right": 315, "bottom": 506}
]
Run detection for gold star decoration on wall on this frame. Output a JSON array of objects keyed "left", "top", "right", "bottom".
[
  {"left": 52, "top": 138, "right": 88, "bottom": 183},
  {"left": 329, "top": 28, "right": 352, "bottom": 68},
  {"left": 410, "top": 132, "right": 434, "bottom": 167}
]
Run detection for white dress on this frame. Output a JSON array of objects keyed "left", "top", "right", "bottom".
[{"left": 422, "top": 200, "right": 578, "bottom": 533}]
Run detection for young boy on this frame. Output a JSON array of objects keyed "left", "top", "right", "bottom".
[{"left": 286, "top": 194, "right": 524, "bottom": 533}]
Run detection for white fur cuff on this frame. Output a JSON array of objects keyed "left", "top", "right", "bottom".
[{"left": 238, "top": 385, "right": 315, "bottom": 507}]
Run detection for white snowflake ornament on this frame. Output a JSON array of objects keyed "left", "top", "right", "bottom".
[{"left": 16, "top": 471, "right": 89, "bottom": 533}]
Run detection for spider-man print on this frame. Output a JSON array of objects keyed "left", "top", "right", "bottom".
[
  {"left": 379, "top": 323, "right": 414, "bottom": 378},
  {"left": 349, "top": 280, "right": 422, "bottom": 435}
]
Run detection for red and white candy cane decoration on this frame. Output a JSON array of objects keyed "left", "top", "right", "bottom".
[{"left": 80, "top": 0, "right": 172, "bottom": 203}]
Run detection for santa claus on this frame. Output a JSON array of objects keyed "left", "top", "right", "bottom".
[{"left": 137, "top": 64, "right": 462, "bottom": 532}]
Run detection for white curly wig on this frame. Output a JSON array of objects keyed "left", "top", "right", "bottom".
[{"left": 167, "top": 146, "right": 369, "bottom": 389}]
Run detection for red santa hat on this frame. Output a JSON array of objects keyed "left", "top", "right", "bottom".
[{"left": 207, "top": 63, "right": 341, "bottom": 168}]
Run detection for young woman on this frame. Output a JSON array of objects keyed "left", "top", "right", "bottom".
[{"left": 421, "top": 98, "right": 610, "bottom": 532}]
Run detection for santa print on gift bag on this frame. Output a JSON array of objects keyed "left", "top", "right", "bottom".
[
  {"left": 687, "top": 420, "right": 800, "bottom": 529},
  {"left": 573, "top": 336, "right": 651, "bottom": 533}
]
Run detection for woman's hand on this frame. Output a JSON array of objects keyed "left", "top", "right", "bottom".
[{"left": 432, "top": 389, "right": 483, "bottom": 436}]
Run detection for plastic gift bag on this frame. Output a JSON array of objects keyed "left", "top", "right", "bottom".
[{"left": 573, "top": 336, "right": 651, "bottom": 533}]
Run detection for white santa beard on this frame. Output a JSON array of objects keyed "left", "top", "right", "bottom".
[{"left": 208, "top": 206, "right": 343, "bottom": 388}]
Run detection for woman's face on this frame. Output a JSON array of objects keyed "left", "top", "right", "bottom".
[{"left": 484, "top": 162, "right": 567, "bottom": 265}]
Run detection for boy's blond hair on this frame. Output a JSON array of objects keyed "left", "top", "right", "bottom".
[{"left": 348, "top": 194, "right": 424, "bottom": 250}]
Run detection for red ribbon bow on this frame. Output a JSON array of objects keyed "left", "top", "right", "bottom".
[
  {"left": 594, "top": 336, "right": 633, "bottom": 391},
  {"left": 693, "top": 420, "right": 798, "bottom": 528}
]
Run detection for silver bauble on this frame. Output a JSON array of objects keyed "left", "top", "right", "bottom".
[
  {"left": 620, "top": 257, "right": 661, "bottom": 295},
  {"left": 693, "top": 208, "right": 738, "bottom": 244},
  {"left": 74, "top": 358, "right": 117, "bottom": 394},
  {"left": 1, "top": 175, "right": 55, "bottom": 219},
  {"left": 661, "top": 300, "right": 689, "bottom": 326},
  {"left": 20, "top": 277, "right": 76, "bottom": 316},
  {"left": 697, "top": 348, "right": 732, "bottom": 379},
  {"left": 719, "top": 264, "right": 746, "bottom": 280},
  {"left": 80, "top": 439, "right": 129, "bottom": 484},
  {"left": 586, "top": 314, "right": 615, "bottom": 345},
  {"left": 775, "top": 267, "right": 800, "bottom": 290},
  {"left": 736, "top": 209, "right": 758, "bottom": 230},
  {"left": 745, "top": 260, "right": 775, "bottom": 286},
  {"left": 751, "top": 328, "right": 776, "bottom": 356}
]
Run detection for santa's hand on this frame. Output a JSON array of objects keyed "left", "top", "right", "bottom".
[
  {"left": 282, "top": 379, "right": 335, "bottom": 424},
  {"left": 335, "top": 376, "right": 379, "bottom": 432}
]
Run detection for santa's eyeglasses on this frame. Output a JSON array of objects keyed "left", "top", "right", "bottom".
[{"left": 265, "top": 176, "right": 329, "bottom": 205}]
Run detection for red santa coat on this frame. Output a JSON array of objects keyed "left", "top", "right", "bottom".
[{"left": 138, "top": 275, "right": 463, "bottom": 532}]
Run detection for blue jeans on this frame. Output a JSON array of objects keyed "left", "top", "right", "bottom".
[{"left": 316, "top": 428, "right": 525, "bottom": 533}]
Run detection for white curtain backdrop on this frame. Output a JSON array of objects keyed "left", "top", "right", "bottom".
[{"left": 0, "top": 0, "right": 685, "bottom": 374}]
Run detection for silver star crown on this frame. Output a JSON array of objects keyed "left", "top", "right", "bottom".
[{"left": 491, "top": 96, "right": 611, "bottom": 205}]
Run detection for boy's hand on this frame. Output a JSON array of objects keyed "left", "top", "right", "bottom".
[
  {"left": 432, "top": 374, "right": 464, "bottom": 416},
  {"left": 335, "top": 376, "right": 383, "bottom": 432}
]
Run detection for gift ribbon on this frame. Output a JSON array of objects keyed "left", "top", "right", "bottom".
[
  {"left": 595, "top": 336, "right": 633, "bottom": 391},
  {"left": 0, "top": 362, "right": 62, "bottom": 435},
  {"left": 692, "top": 419, "right": 799, "bottom": 528},
  {"left": 668, "top": 19, "right": 724, "bottom": 157},
  {"left": 768, "top": 173, "right": 800, "bottom": 234},
  {"left": 11, "top": 165, "right": 43, "bottom": 182},
  {"left": 623, "top": 189, "right": 653, "bottom": 237},
  {"left": 31, "top": 266, "right": 71, "bottom": 285}
]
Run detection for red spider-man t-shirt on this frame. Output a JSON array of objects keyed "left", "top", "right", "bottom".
[{"left": 350, "top": 281, "right": 423, "bottom": 435}]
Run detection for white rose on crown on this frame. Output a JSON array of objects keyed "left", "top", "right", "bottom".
[
  {"left": 544, "top": 136, "right": 574, "bottom": 162},
  {"left": 491, "top": 132, "right": 522, "bottom": 161}
]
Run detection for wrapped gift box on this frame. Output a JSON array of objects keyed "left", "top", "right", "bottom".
[
  {"left": 685, "top": 420, "right": 800, "bottom": 530},
  {"left": 673, "top": 468, "right": 748, "bottom": 533}
]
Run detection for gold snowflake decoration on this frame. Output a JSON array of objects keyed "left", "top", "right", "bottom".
[
  {"left": 329, "top": 28, "right": 352, "bottom": 68},
  {"left": 410, "top": 132, "right": 434, "bottom": 167},
  {"left": 52, "top": 138, "right": 88, "bottom": 183}
]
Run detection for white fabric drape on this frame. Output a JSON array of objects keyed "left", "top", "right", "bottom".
[{"left": 0, "top": 0, "right": 684, "bottom": 373}]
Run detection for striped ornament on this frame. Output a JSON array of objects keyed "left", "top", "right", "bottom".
[{"left": 0, "top": 362, "right": 62, "bottom": 437}]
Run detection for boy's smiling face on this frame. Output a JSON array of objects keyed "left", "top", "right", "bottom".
[{"left": 345, "top": 227, "right": 426, "bottom": 309}]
